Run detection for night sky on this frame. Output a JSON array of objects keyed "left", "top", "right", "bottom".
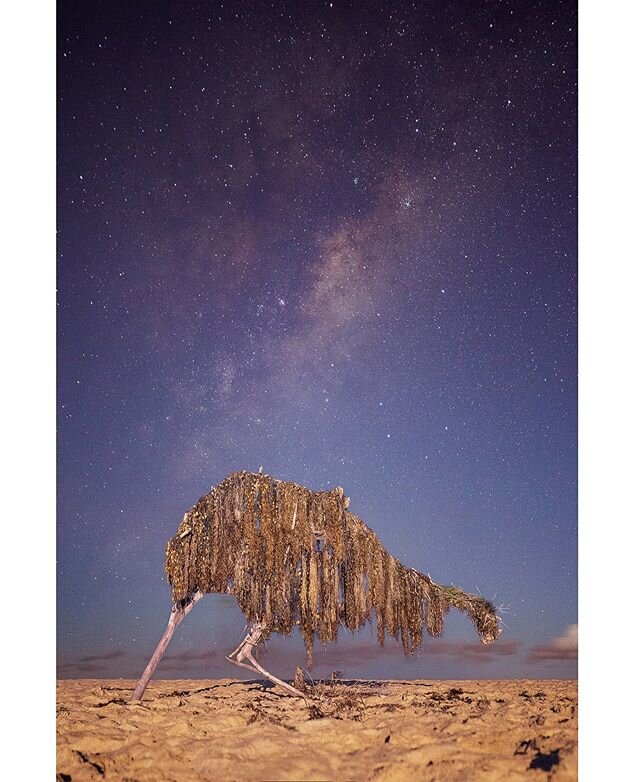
[{"left": 57, "top": 0, "right": 577, "bottom": 681}]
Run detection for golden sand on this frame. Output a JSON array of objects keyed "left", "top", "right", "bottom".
[{"left": 57, "top": 678, "right": 577, "bottom": 781}]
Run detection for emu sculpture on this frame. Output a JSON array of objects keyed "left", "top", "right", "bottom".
[{"left": 131, "top": 471, "right": 501, "bottom": 700}]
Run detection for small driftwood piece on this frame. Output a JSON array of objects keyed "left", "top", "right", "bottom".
[{"left": 131, "top": 471, "right": 501, "bottom": 701}]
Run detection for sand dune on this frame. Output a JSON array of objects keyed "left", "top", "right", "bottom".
[{"left": 57, "top": 678, "right": 577, "bottom": 781}]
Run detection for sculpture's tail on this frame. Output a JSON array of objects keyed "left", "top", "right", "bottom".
[{"left": 418, "top": 573, "right": 502, "bottom": 645}]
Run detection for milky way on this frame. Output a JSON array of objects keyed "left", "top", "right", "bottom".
[{"left": 58, "top": 0, "right": 577, "bottom": 679}]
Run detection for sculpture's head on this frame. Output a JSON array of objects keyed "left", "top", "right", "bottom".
[
  {"left": 475, "top": 598, "right": 502, "bottom": 644},
  {"left": 426, "top": 582, "right": 502, "bottom": 645}
]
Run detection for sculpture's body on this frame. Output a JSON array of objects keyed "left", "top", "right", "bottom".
[{"left": 131, "top": 471, "right": 501, "bottom": 700}]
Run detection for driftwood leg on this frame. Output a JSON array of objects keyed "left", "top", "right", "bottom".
[
  {"left": 130, "top": 591, "right": 204, "bottom": 702},
  {"left": 226, "top": 621, "right": 306, "bottom": 698},
  {"left": 226, "top": 622, "right": 269, "bottom": 678},
  {"left": 226, "top": 625, "right": 249, "bottom": 661},
  {"left": 245, "top": 649, "right": 307, "bottom": 698}
]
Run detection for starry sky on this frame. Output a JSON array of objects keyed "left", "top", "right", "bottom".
[{"left": 57, "top": 0, "right": 577, "bottom": 681}]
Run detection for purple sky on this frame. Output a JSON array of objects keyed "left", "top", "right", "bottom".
[{"left": 57, "top": 0, "right": 577, "bottom": 681}]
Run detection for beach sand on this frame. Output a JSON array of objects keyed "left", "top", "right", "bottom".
[{"left": 57, "top": 678, "right": 577, "bottom": 781}]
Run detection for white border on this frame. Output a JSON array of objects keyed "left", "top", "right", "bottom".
[
  {"left": 2, "top": 1, "right": 56, "bottom": 778},
  {"left": 580, "top": 1, "right": 639, "bottom": 779}
]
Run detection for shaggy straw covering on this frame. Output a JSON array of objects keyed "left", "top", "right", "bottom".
[{"left": 165, "top": 471, "right": 501, "bottom": 665}]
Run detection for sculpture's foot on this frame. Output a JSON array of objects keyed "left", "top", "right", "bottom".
[{"left": 226, "top": 622, "right": 307, "bottom": 699}]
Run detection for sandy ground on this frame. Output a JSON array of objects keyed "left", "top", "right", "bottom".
[{"left": 57, "top": 678, "right": 577, "bottom": 781}]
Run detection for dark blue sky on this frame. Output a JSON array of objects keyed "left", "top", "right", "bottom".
[{"left": 57, "top": 0, "right": 577, "bottom": 680}]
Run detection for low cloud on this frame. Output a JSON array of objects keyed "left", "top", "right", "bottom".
[
  {"left": 529, "top": 624, "right": 578, "bottom": 661},
  {"left": 57, "top": 632, "right": 522, "bottom": 679},
  {"left": 298, "top": 638, "right": 520, "bottom": 669},
  {"left": 57, "top": 649, "right": 127, "bottom": 675},
  {"left": 420, "top": 638, "right": 520, "bottom": 662},
  {"left": 77, "top": 650, "right": 127, "bottom": 664},
  {"left": 160, "top": 647, "right": 221, "bottom": 670},
  {"left": 154, "top": 636, "right": 520, "bottom": 675}
]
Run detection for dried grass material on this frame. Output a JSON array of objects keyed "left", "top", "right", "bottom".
[{"left": 165, "top": 471, "right": 501, "bottom": 665}]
